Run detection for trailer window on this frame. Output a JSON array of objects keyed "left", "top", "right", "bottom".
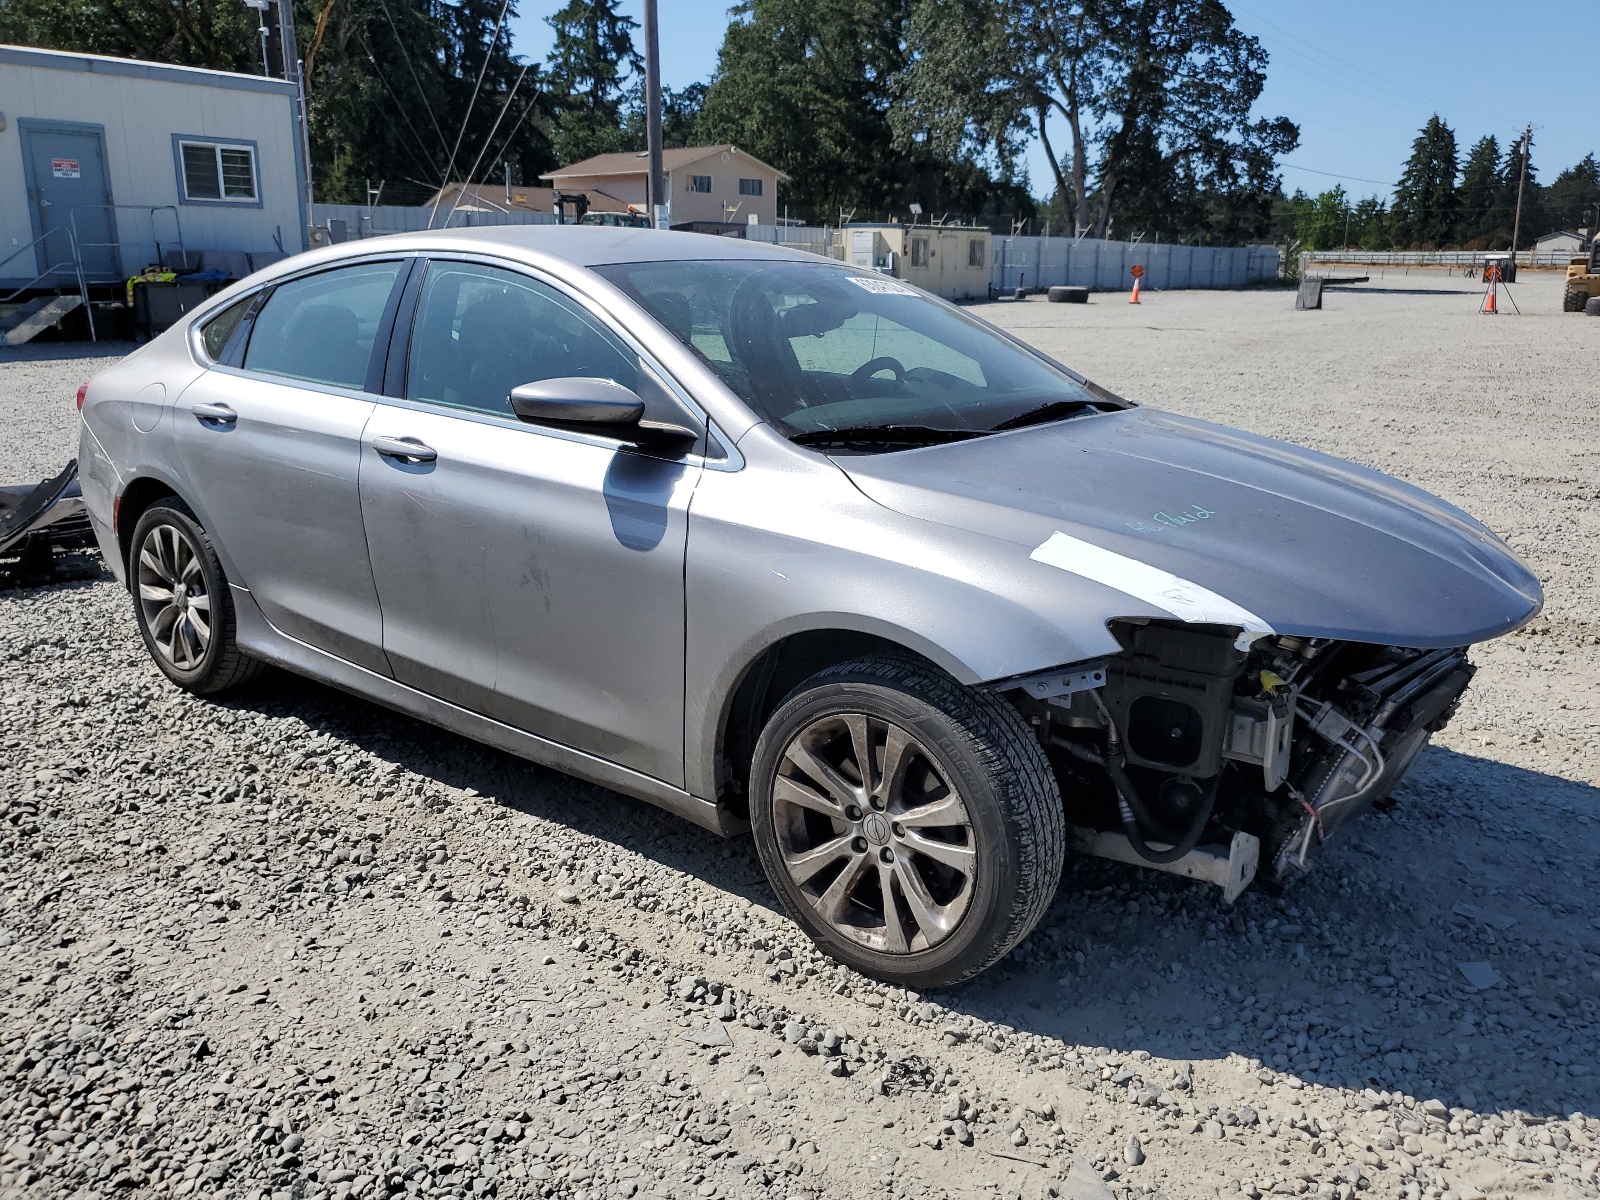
[{"left": 178, "top": 140, "right": 258, "bottom": 203}]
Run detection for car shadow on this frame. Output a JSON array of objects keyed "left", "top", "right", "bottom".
[
  {"left": 936, "top": 748, "right": 1600, "bottom": 1124},
  {"left": 221, "top": 673, "right": 1599, "bottom": 1122},
  {"left": 0, "top": 339, "right": 138, "bottom": 365}
]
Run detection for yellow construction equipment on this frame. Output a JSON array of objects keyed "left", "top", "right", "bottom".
[{"left": 1563, "top": 236, "right": 1600, "bottom": 312}]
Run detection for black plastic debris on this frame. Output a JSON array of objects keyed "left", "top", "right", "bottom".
[{"left": 0, "top": 459, "right": 102, "bottom": 587}]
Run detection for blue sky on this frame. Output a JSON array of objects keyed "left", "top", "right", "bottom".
[{"left": 508, "top": 0, "right": 1596, "bottom": 207}]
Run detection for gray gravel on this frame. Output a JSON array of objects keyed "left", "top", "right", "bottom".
[{"left": 2, "top": 272, "right": 1597, "bottom": 1200}]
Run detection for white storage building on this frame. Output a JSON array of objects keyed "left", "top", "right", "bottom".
[{"left": 0, "top": 44, "right": 307, "bottom": 296}]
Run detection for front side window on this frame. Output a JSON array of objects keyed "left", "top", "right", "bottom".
[
  {"left": 179, "top": 141, "right": 258, "bottom": 202},
  {"left": 687, "top": 175, "right": 712, "bottom": 194},
  {"left": 738, "top": 178, "right": 763, "bottom": 197},
  {"left": 243, "top": 261, "right": 402, "bottom": 390},
  {"left": 595, "top": 259, "right": 1098, "bottom": 438},
  {"left": 406, "top": 262, "right": 640, "bottom": 417}
]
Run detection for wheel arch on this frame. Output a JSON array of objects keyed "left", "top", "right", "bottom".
[
  {"left": 705, "top": 620, "right": 977, "bottom": 822},
  {"left": 114, "top": 474, "right": 244, "bottom": 590}
]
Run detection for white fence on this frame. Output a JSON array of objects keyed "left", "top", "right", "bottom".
[
  {"left": 307, "top": 205, "right": 1284, "bottom": 291},
  {"left": 991, "top": 237, "right": 1280, "bottom": 292},
  {"left": 1307, "top": 249, "right": 1579, "bottom": 268}
]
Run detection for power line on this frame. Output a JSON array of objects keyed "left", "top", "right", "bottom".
[
  {"left": 1279, "top": 162, "right": 1398, "bottom": 189},
  {"left": 431, "top": 0, "right": 514, "bottom": 228},
  {"left": 1231, "top": 3, "right": 1522, "bottom": 128},
  {"left": 373, "top": 0, "right": 452, "bottom": 156},
  {"left": 441, "top": 63, "right": 532, "bottom": 227},
  {"left": 358, "top": 32, "right": 446, "bottom": 184}
]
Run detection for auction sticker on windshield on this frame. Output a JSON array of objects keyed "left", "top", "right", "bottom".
[{"left": 846, "top": 276, "right": 919, "bottom": 296}]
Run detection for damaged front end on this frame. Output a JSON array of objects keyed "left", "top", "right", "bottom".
[{"left": 1005, "top": 620, "right": 1476, "bottom": 900}]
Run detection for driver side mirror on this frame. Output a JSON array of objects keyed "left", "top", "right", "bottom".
[{"left": 508, "top": 378, "right": 698, "bottom": 451}]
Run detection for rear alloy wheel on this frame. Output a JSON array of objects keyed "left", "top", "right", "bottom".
[
  {"left": 130, "top": 500, "right": 266, "bottom": 695},
  {"left": 750, "top": 655, "right": 1064, "bottom": 987}
]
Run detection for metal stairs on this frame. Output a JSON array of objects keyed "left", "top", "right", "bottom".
[{"left": 1, "top": 295, "right": 84, "bottom": 346}]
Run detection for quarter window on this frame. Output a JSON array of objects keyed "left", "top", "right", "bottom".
[
  {"left": 738, "top": 178, "right": 763, "bottom": 197},
  {"left": 179, "top": 140, "right": 258, "bottom": 202},
  {"left": 199, "top": 294, "right": 254, "bottom": 361},
  {"left": 406, "top": 262, "right": 640, "bottom": 418},
  {"left": 243, "top": 262, "right": 402, "bottom": 390},
  {"left": 687, "top": 175, "right": 712, "bottom": 194}
]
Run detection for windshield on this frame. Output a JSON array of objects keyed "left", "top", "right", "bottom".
[{"left": 592, "top": 258, "right": 1108, "bottom": 439}]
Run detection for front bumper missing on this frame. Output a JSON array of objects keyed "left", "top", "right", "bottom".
[{"left": 1070, "top": 825, "right": 1260, "bottom": 904}]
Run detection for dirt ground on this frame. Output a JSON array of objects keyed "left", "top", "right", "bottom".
[{"left": 1, "top": 269, "right": 1596, "bottom": 1200}]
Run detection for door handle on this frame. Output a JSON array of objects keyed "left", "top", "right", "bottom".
[
  {"left": 190, "top": 402, "right": 237, "bottom": 425},
  {"left": 371, "top": 435, "right": 437, "bottom": 463}
]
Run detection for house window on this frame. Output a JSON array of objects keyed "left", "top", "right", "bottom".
[
  {"left": 179, "top": 140, "right": 258, "bottom": 202},
  {"left": 738, "top": 177, "right": 763, "bottom": 197},
  {"left": 910, "top": 237, "right": 930, "bottom": 268},
  {"left": 687, "top": 175, "right": 712, "bottom": 194},
  {"left": 968, "top": 238, "right": 986, "bottom": 267}
]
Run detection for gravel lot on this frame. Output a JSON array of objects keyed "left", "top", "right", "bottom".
[{"left": 2, "top": 271, "right": 1597, "bottom": 1200}]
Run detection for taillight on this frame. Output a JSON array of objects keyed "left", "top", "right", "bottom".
[{"left": 76, "top": 382, "right": 89, "bottom": 411}]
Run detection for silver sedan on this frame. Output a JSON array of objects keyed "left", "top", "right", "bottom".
[{"left": 77, "top": 228, "right": 1540, "bottom": 986}]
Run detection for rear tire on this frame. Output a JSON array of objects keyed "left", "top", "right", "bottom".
[
  {"left": 129, "top": 499, "right": 267, "bottom": 695},
  {"left": 1587, "top": 296, "right": 1600, "bottom": 317},
  {"left": 749, "top": 654, "right": 1064, "bottom": 988}
]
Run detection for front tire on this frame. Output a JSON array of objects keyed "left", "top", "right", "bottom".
[
  {"left": 1564, "top": 287, "right": 1586, "bottom": 312},
  {"left": 749, "top": 655, "right": 1064, "bottom": 988},
  {"left": 129, "top": 499, "right": 266, "bottom": 695}
]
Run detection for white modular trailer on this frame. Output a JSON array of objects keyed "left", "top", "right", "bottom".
[{"left": 0, "top": 44, "right": 307, "bottom": 292}]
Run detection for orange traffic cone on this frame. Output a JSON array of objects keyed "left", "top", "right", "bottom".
[
  {"left": 1481, "top": 281, "right": 1497, "bottom": 314},
  {"left": 1129, "top": 275, "right": 1141, "bottom": 304}
]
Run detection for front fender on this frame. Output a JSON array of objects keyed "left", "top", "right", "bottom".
[{"left": 682, "top": 437, "right": 1127, "bottom": 800}]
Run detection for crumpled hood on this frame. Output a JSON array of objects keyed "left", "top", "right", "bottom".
[{"left": 839, "top": 408, "right": 1542, "bottom": 649}]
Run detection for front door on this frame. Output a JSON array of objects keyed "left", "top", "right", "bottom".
[
  {"left": 170, "top": 258, "right": 408, "bottom": 675},
  {"left": 19, "top": 120, "right": 118, "bottom": 281},
  {"left": 359, "top": 259, "right": 701, "bottom": 785}
]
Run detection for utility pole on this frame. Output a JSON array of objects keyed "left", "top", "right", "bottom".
[
  {"left": 1509, "top": 123, "right": 1531, "bottom": 267},
  {"left": 1343, "top": 205, "right": 1351, "bottom": 252},
  {"left": 642, "top": 0, "right": 665, "bottom": 229}
]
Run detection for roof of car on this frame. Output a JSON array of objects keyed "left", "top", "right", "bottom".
[{"left": 359, "top": 225, "right": 824, "bottom": 269}]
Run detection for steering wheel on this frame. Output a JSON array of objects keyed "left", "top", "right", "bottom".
[{"left": 851, "top": 356, "right": 906, "bottom": 385}]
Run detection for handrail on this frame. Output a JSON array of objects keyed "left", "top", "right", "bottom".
[
  {"left": 68, "top": 205, "right": 187, "bottom": 343},
  {"left": 0, "top": 225, "right": 75, "bottom": 278}
]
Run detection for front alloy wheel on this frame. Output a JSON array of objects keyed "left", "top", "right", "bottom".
[
  {"left": 773, "top": 712, "right": 976, "bottom": 954},
  {"left": 751, "top": 655, "right": 1065, "bottom": 988}
]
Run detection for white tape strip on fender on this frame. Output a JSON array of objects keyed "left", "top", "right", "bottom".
[{"left": 1030, "top": 530, "right": 1274, "bottom": 648}]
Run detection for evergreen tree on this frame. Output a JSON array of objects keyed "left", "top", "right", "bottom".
[
  {"left": 544, "top": 0, "right": 642, "bottom": 164},
  {"left": 1456, "top": 135, "right": 1500, "bottom": 247},
  {"left": 0, "top": 0, "right": 555, "bottom": 204},
  {"left": 1390, "top": 115, "right": 1458, "bottom": 248},
  {"left": 1547, "top": 153, "right": 1600, "bottom": 233}
]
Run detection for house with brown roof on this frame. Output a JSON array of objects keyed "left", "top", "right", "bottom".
[
  {"left": 423, "top": 181, "right": 631, "bottom": 218},
  {"left": 540, "top": 145, "right": 786, "bottom": 226}
]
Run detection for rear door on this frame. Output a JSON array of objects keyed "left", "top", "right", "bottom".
[
  {"left": 18, "top": 120, "right": 117, "bottom": 281},
  {"left": 358, "top": 258, "right": 703, "bottom": 784},
  {"left": 171, "top": 258, "right": 410, "bottom": 674}
]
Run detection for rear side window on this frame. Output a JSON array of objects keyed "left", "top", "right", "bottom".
[
  {"left": 406, "top": 262, "right": 639, "bottom": 417},
  {"left": 244, "top": 262, "right": 402, "bottom": 390},
  {"left": 199, "top": 294, "right": 253, "bottom": 361}
]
